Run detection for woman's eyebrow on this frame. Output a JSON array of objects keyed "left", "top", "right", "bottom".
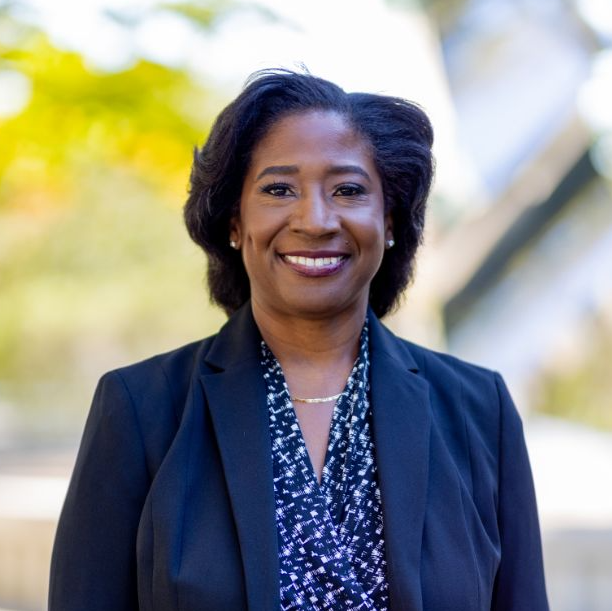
[
  {"left": 255, "top": 164, "right": 371, "bottom": 181},
  {"left": 256, "top": 165, "right": 299, "bottom": 180},
  {"left": 327, "top": 165, "right": 371, "bottom": 180}
]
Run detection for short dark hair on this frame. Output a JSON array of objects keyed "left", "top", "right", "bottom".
[{"left": 184, "top": 69, "right": 434, "bottom": 318}]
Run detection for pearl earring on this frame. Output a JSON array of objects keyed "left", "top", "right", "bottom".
[
  {"left": 385, "top": 238, "right": 395, "bottom": 249},
  {"left": 229, "top": 240, "right": 238, "bottom": 249}
]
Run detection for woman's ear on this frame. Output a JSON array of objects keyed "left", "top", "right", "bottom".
[
  {"left": 384, "top": 213, "right": 394, "bottom": 249},
  {"left": 229, "top": 215, "right": 241, "bottom": 250}
]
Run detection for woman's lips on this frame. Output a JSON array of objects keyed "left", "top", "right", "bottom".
[{"left": 279, "top": 253, "right": 349, "bottom": 277}]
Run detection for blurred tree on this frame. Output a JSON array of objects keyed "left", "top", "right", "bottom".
[
  {"left": 535, "top": 313, "right": 612, "bottom": 431},
  {"left": 0, "top": 5, "right": 228, "bottom": 437}
]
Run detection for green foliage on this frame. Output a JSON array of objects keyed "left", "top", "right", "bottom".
[
  {"left": 159, "top": 1, "right": 226, "bottom": 28},
  {"left": 535, "top": 315, "right": 612, "bottom": 431}
]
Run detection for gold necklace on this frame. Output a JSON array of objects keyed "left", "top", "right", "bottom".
[{"left": 290, "top": 392, "right": 342, "bottom": 404}]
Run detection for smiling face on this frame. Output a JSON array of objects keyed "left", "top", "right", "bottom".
[{"left": 231, "top": 110, "right": 393, "bottom": 321}]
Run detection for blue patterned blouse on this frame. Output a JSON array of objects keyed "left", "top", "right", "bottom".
[{"left": 261, "top": 320, "right": 389, "bottom": 610}]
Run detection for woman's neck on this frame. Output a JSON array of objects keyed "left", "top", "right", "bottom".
[
  {"left": 252, "top": 301, "right": 366, "bottom": 363},
  {"left": 251, "top": 299, "right": 367, "bottom": 397}
]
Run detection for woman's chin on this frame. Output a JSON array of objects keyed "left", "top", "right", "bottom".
[{"left": 273, "top": 290, "right": 367, "bottom": 321}]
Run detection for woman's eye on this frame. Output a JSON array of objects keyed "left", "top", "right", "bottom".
[
  {"left": 334, "top": 184, "right": 365, "bottom": 197},
  {"left": 261, "top": 183, "right": 293, "bottom": 197}
]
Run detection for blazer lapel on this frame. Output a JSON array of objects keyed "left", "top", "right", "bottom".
[
  {"left": 369, "top": 314, "right": 431, "bottom": 611},
  {"left": 199, "top": 305, "right": 279, "bottom": 611},
  {"left": 198, "top": 305, "right": 431, "bottom": 611}
]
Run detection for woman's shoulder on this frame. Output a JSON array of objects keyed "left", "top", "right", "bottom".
[
  {"left": 382, "top": 327, "right": 513, "bottom": 434},
  {"left": 376, "top": 318, "right": 500, "bottom": 394},
  {"left": 404, "top": 337, "right": 500, "bottom": 390},
  {"left": 86, "top": 336, "right": 219, "bottom": 473},
  {"left": 111, "top": 337, "right": 208, "bottom": 379},
  {"left": 90, "top": 334, "right": 218, "bottom": 435},
  {"left": 103, "top": 335, "right": 218, "bottom": 402}
]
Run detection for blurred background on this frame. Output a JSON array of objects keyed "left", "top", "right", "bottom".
[{"left": 0, "top": 0, "right": 611, "bottom": 608}]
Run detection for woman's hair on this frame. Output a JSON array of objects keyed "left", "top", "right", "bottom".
[{"left": 184, "top": 69, "right": 434, "bottom": 318}]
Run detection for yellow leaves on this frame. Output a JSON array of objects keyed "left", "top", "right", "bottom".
[
  {"left": 129, "top": 131, "right": 193, "bottom": 203},
  {"left": 0, "top": 8, "right": 227, "bottom": 421},
  {"left": 1, "top": 27, "right": 215, "bottom": 215}
]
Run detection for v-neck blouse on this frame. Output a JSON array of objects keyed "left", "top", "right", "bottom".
[{"left": 261, "top": 321, "right": 389, "bottom": 610}]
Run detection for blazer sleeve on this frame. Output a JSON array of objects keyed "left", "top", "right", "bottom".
[
  {"left": 491, "top": 372, "right": 549, "bottom": 611},
  {"left": 49, "top": 370, "right": 151, "bottom": 611}
]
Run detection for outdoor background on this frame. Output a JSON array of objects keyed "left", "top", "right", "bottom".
[{"left": 1, "top": 0, "right": 611, "bottom": 609}]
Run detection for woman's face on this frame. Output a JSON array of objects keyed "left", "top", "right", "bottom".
[{"left": 231, "top": 110, "right": 392, "bottom": 320}]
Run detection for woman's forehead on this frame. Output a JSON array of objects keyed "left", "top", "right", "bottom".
[{"left": 249, "top": 110, "right": 374, "bottom": 169}]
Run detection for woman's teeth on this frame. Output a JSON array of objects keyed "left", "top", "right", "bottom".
[{"left": 283, "top": 255, "right": 344, "bottom": 268}]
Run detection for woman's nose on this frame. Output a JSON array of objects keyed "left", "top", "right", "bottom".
[{"left": 290, "top": 190, "right": 340, "bottom": 236}]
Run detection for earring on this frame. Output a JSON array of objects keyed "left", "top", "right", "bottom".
[
  {"left": 385, "top": 238, "right": 395, "bottom": 249},
  {"left": 229, "top": 240, "right": 238, "bottom": 249}
]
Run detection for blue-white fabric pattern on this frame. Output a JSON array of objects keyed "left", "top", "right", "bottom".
[{"left": 261, "top": 320, "right": 389, "bottom": 610}]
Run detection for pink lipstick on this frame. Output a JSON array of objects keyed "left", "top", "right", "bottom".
[{"left": 279, "top": 251, "right": 349, "bottom": 277}]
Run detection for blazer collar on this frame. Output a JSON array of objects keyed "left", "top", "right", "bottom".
[
  {"left": 201, "top": 303, "right": 430, "bottom": 611},
  {"left": 367, "top": 307, "right": 420, "bottom": 373},
  {"left": 203, "top": 302, "right": 421, "bottom": 373},
  {"left": 202, "top": 301, "right": 263, "bottom": 371}
]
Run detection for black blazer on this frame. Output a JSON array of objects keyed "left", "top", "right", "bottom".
[{"left": 49, "top": 303, "right": 549, "bottom": 611}]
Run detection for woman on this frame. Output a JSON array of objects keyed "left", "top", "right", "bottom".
[{"left": 49, "top": 70, "right": 549, "bottom": 610}]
